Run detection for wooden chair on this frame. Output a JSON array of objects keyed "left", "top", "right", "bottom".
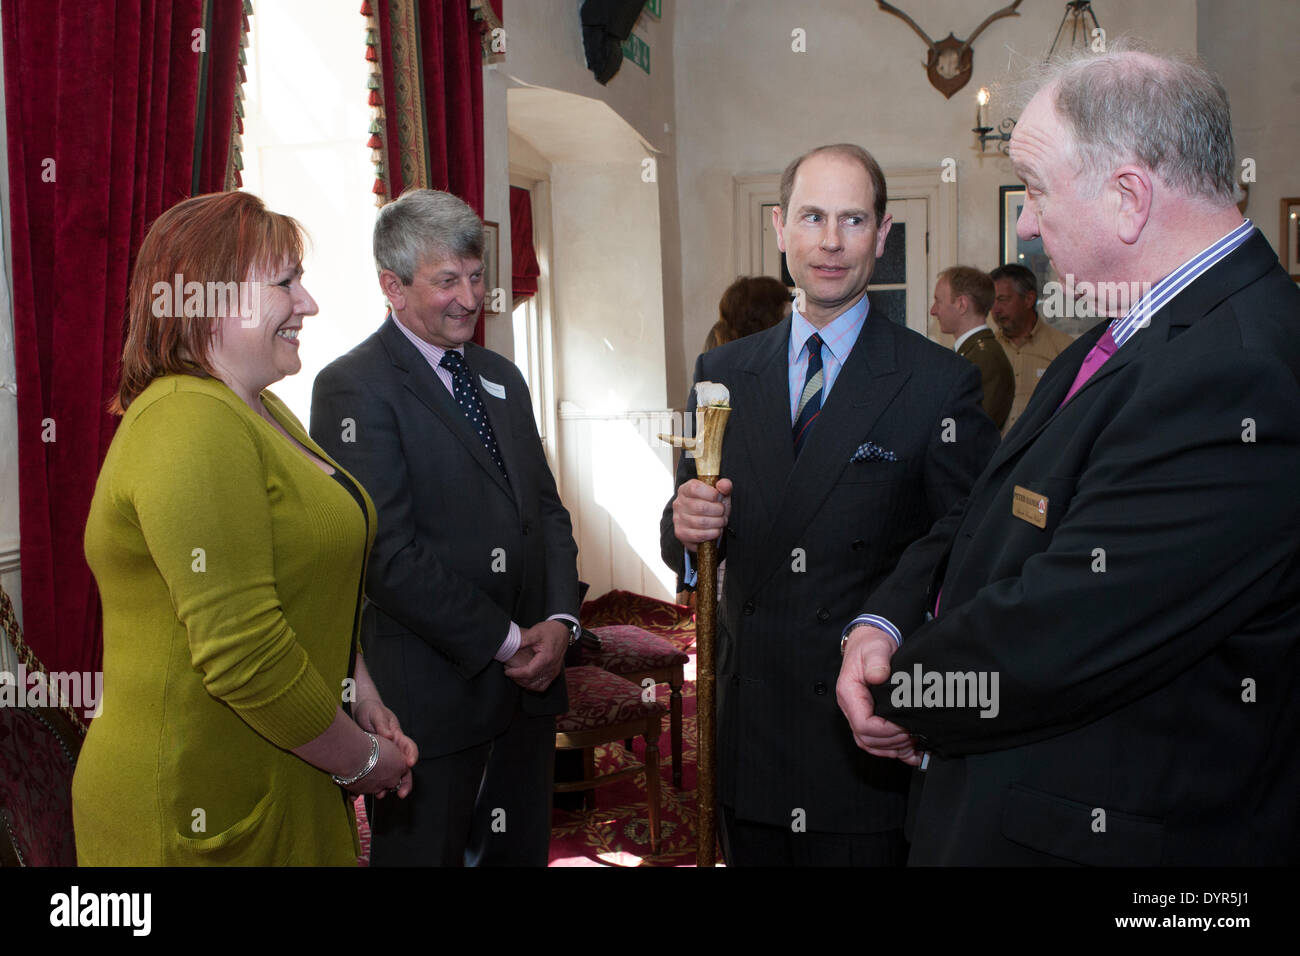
[
  {"left": 554, "top": 665, "right": 667, "bottom": 855},
  {"left": 579, "top": 624, "right": 689, "bottom": 789},
  {"left": 1, "top": 585, "right": 86, "bottom": 866}
]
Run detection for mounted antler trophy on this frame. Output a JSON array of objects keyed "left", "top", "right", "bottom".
[{"left": 876, "top": 0, "right": 1023, "bottom": 98}]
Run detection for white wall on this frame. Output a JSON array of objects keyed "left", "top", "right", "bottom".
[
  {"left": 493, "top": 0, "right": 680, "bottom": 409},
  {"left": 670, "top": 0, "right": 1199, "bottom": 402},
  {"left": 485, "top": 1, "right": 680, "bottom": 596},
  {"left": 550, "top": 160, "right": 666, "bottom": 411},
  {"left": 1198, "top": 0, "right": 1300, "bottom": 255}
]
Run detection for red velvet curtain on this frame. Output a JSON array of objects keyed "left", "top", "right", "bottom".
[
  {"left": 3, "top": 0, "right": 244, "bottom": 675},
  {"left": 510, "top": 186, "right": 540, "bottom": 303},
  {"left": 368, "top": 0, "right": 487, "bottom": 342}
]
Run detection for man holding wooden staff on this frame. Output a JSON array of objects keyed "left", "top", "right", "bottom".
[{"left": 661, "top": 143, "right": 998, "bottom": 866}]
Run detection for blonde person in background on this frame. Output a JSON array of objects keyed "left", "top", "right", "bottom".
[{"left": 75, "top": 191, "right": 417, "bottom": 865}]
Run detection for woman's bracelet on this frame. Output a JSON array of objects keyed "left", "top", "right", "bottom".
[{"left": 331, "top": 732, "right": 380, "bottom": 786}]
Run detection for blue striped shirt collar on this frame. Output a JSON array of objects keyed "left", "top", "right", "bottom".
[
  {"left": 1109, "top": 219, "right": 1255, "bottom": 349},
  {"left": 789, "top": 294, "right": 870, "bottom": 365}
]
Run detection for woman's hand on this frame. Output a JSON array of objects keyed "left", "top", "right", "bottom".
[
  {"left": 353, "top": 698, "right": 418, "bottom": 798},
  {"left": 346, "top": 734, "right": 416, "bottom": 798}
]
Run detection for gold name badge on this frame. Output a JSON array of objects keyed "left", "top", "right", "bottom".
[{"left": 1012, "top": 485, "right": 1048, "bottom": 529}]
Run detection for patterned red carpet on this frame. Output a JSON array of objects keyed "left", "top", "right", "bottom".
[
  {"left": 357, "top": 590, "right": 706, "bottom": 867},
  {"left": 551, "top": 589, "right": 699, "bottom": 866}
]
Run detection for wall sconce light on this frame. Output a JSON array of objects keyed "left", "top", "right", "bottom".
[{"left": 973, "top": 87, "right": 1014, "bottom": 153}]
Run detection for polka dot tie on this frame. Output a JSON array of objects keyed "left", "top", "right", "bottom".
[{"left": 439, "top": 350, "right": 508, "bottom": 479}]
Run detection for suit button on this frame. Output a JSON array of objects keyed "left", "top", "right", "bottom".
[
  {"left": 816, "top": 607, "right": 831, "bottom": 623},
  {"left": 851, "top": 539, "right": 866, "bottom": 551},
  {"left": 522, "top": 521, "right": 531, "bottom": 535},
  {"left": 742, "top": 600, "right": 755, "bottom": 616},
  {"left": 726, "top": 526, "right": 737, "bottom": 538},
  {"left": 731, "top": 674, "right": 741, "bottom": 686},
  {"left": 813, "top": 680, "right": 827, "bottom": 695}
]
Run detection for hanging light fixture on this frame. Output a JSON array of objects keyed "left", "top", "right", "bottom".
[{"left": 1047, "top": 1, "right": 1103, "bottom": 59}]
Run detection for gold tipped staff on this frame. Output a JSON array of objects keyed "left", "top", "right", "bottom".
[{"left": 660, "top": 389, "right": 731, "bottom": 867}]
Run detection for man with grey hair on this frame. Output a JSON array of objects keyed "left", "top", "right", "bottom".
[
  {"left": 839, "top": 49, "right": 1300, "bottom": 864},
  {"left": 311, "top": 188, "right": 579, "bottom": 866}
]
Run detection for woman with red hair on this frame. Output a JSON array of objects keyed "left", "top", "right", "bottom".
[{"left": 75, "top": 191, "right": 416, "bottom": 865}]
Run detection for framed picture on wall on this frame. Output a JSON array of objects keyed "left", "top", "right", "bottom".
[
  {"left": 999, "top": 185, "right": 1055, "bottom": 295},
  {"left": 1281, "top": 198, "right": 1300, "bottom": 281},
  {"left": 482, "top": 220, "right": 502, "bottom": 314},
  {"left": 999, "top": 185, "right": 1093, "bottom": 335}
]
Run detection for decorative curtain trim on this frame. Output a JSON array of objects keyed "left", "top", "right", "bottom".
[
  {"left": 363, "top": 1, "right": 487, "bottom": 344},
  {"left": 362, "top": 0, "right": 387, "bottom": 205},
  {"left": 390, "top": 1, "right": 430, "bottom": 196},
  {"left": 365, "top": 0, "right": 432, "bottom": 206},
  {"left": 225, "top": 1, "right": 253, "bottom": 190}
]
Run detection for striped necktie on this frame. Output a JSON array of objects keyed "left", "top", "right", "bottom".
[
  {"left": 439, "top": 350, "right": 508, "bottom": 479},
  {"left": 793, "top": 332, "right": 824, "bottom": 456}
]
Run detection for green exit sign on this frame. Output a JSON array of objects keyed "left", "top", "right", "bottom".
[
  {"left": 644, "top": 0, "right": 661, "bottom": 19},
  {"left": 622, "top": 32, "right": 650, "bottom": 74}
]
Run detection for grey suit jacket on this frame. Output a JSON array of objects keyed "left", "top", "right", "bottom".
[{"left": 311, "top": 318, "right": 579, "bottom": 759}]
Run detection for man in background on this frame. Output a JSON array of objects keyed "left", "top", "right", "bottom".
[
  {"left": 989, "top": 263, "right": 1074, "bottom": 432},
  {"left": 931, "top": 266, "right": 1013, "bottom": 429}
]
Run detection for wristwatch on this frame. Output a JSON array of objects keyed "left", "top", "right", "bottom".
[{"left": 565, "top": 619, "right": 581, "bottom": 646}]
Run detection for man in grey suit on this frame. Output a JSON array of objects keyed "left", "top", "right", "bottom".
[
  {"left": 311, "top": 189, "right": 579, "bottom": 866},
  {"left": 661, "top": 144, "right": 999, "bottom": 865}
]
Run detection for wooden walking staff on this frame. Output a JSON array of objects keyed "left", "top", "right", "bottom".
[{"left": 660, "top": 382, "right": 731, "bottom": 867}]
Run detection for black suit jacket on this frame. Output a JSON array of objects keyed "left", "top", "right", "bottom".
[
  {"left": 310, "top": 318, "right": 579, "bottom": 759},
  {"left": 661, "top": 312, "right": 999, "bottom": 832},
  {"left": 868, "top": 231, "right": 1300, "bottom": 864}
]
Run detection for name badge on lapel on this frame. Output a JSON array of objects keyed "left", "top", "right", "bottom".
[
  {"left": 480, "top": 376, "right": 506, "bottom": 399},
  {"left": 1012, "top": 485, "right": 1048, "bottom": 529}
]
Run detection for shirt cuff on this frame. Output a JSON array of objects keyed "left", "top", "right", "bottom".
[
  {"left": 843, "top": 614, "right": 903, "bottom": 648},
  {"left": 683, "top": 550, "right": 698, "bottom": 589},
  {"left": 495, "top": 621, "right": 522, "bottom": 662},
  {"left": 547, "top": 613, "right": 578, "bottom": 628}
]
